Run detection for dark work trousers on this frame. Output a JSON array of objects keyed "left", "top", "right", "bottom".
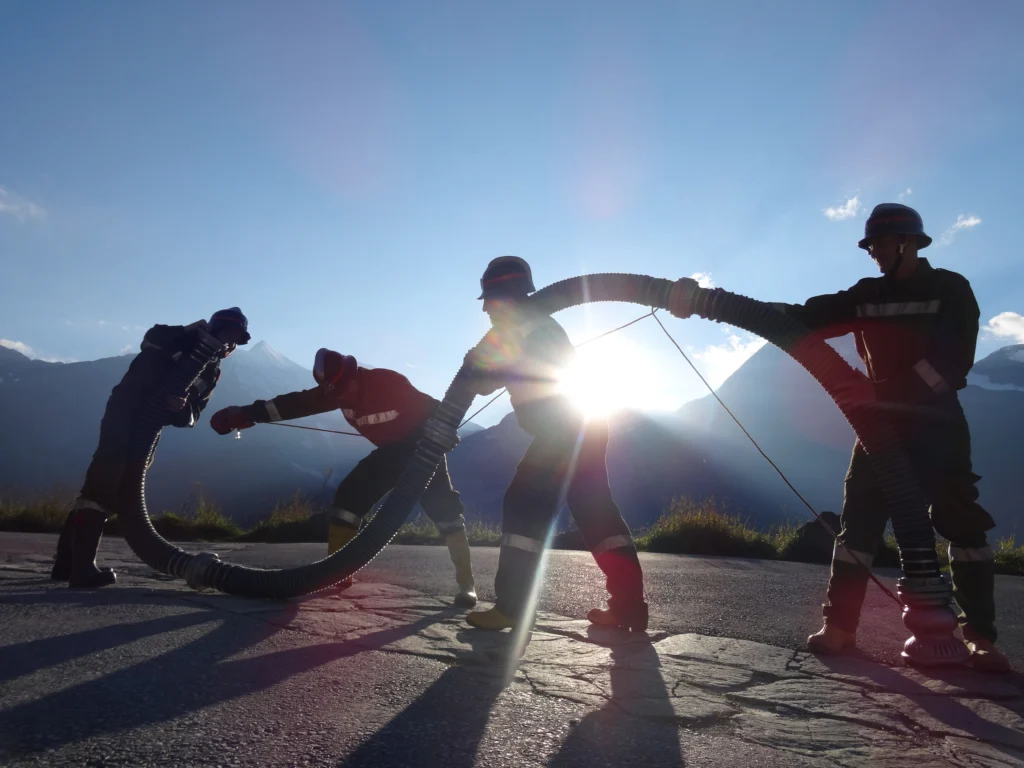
[
  {"left": 494, "top": 418, "right": 644, "bottom": 621},
  {"left": 330, "top": 442, "right": 466, "bottom": 534},
  {"left": 823, "top": 401, "right": 997, "bottom": 641}
]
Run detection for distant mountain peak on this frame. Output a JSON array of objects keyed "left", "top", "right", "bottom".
[{"left": 244, "top": 340, "right": 295, "bottom": 369}]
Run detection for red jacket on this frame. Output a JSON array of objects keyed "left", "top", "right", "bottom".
[{"left": 244, "top": 367, "right": 438, "bottom": 447}]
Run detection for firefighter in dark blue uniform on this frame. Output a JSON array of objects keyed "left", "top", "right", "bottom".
[
  {"left": 776, "top": 205, "right": 1006, "bottom": 671},
  {"left": 50, "top": 308, "right": 250, "bottom": 588},
  {"left": 464, "top": 257, "right": 648, "bottom": 632}
]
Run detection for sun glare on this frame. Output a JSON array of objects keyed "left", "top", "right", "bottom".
[{"left": 558, "top": 335, "right": 677, "bottom": 417}]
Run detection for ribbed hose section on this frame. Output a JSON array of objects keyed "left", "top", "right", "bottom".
[
  {"left": 531, "top": 273, "right": 940, "bottom": 578},
  {"left": 119, "top": 272, "right": 939, "bottom": 598},
  {"left": 119, "top": 333, "right": 479, "bottom": 598}
]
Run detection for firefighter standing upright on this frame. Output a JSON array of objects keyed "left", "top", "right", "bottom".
[
  {"left": 464, "top": 256, "right": 649, "bottom": 632},
  {"left": 51, "top": 308, "right": 251, "bottom": 589},
  {"left": 209, "top": 349, "right": 478, "bottom": 606},
  {"left": 763, "top": 203, "right": 1007, "bottom": 671}
]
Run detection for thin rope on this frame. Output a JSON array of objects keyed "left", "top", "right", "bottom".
[
  {"left": 264, "top": 421, "right": 363, "bottom": 437},
  {"left": 650, "top": 310, "right": 902, "bottom": 607},
  {"left": 458, "top": 309, "right": 658, "bottom": 428}
]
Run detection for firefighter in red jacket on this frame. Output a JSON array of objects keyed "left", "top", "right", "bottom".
[
  {"left": 463, "top": 256, "right": 648, "bottom": 632},
  {"left": 51, "top": 307, "right": 251, "bottom": 589},
  {"left": 734, "top": 203, "right": 1005, "bottom": 671},
  {"left": 209, "top": 350, "right": 477, "bottom": 606}
]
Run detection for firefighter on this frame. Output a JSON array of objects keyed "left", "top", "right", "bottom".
[
  {"left": 209, "top": 350, "right": 478, "bottom": 606},
  {"left": 464, "top": 256, "right": 648, "bottom": 632},
  {"left": 677, "top": 203, "right": 1007, "bottom": 671},
  {"left": 51, "top": 307, "right": 250, "bottom": 589}
]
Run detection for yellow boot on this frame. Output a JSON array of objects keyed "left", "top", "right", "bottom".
[
  {"left": 806, "top": 623, "right": 857, "bottom": 654},
  {"left": 467, "top": 606, "right": 515, "bottom": 630},
  {"left": 963, "top": 627, "right": 1012, "bottom": 673},
  {"left": 444, "top": 530, "right": 477, "bottom": 607},
  {"left": 327, "top": 518, "right": 359, "bottom": 589}
]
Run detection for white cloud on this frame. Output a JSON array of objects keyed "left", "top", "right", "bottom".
[
  {"left": 119, "top": 345, "right": 135, "bottom": 355},
  {"left": 985, "top": 312, "right": 1024, "bottom": 344},
  {"left": 690, "top": 272, "right": 715, "bottom": 289},
  {"left": 0, "top": 338, "right": 75, "bottom": 363},
  {"left": 898, "top": 188, "right": 913, "bottom": 201},
  {"left": 0, "top": 338, "right": 36, "bottom": 357},
  {"left": 693, "top": 330, "right": 767, "bottom": 389},
  {"left": 939, "top": 214, "right": 982, "bottom": 245},
  {"left": 824, "top": 195, "right": 861, "bottom": 221},
  {"left": 0, "top": 186, "right": 46, "bottom": 221}
]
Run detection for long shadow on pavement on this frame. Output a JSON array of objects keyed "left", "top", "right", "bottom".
[
  {"left": 815, "top": 655, "right": 1024, "bottom": 757},
  {"left": 0, "top": 596, "right": 457, "bottom": 759},
  {"left": 338, "top": 628, "right": 517, "bottom": 768},
  {"left": 548, "top": 631, "right": 685, "bottom": 768}
]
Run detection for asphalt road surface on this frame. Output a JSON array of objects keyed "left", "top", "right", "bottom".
[
  {"left": 3, "top": 533, "right": 1023, "bottom": 767},
  {"left": 5, "top": 533, "right": 1022, "bottom": 668}
]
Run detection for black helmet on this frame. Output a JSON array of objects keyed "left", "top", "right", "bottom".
[
  {"left": 858, "top": 203, "right": 932, "bottom": 250},
  {"left": 208, "top": 307, "right": 251, "bottom": 344},
  {"left": 478, "top": 256, "right": 536, "bottom": 300},
  {"left": 313, "top": 348, "right": 357, "bottom": 391}
]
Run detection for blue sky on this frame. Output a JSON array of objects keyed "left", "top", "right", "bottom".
[{"left": 2, "top": 1, "right": 1022, "bottom": 425}]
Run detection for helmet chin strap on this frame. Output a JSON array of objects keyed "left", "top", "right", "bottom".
[{"left": 884, "top": 238, "right": 907, "bottom": 277}]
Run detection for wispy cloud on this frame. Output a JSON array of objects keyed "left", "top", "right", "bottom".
[
  {"left": 693, "top": 330, "right": 767, "bottom": 389},
  {"left": 824, "top": 195, "right": 861, "bottom": 221},
  {"left": 0, "top": 186, "right": 46, "bottom": 221},
  {"left": 939, "top": 214, "right": 982, "bottom": 245},
  {"left": 119, "top": 344, "right": 135, "bottom": 355},
  {"left": 985, "top": 312, "right": 1024, "bottom": 344},
  {"left": 0, "top": 338, "right": 75, "bottom": 363},
  {"left": 897, "top": 188, "right": 913, "bottom": 201},
  {"left": 1, "top": 338, "right": 37, "bottom": 357},
  {"left": 690, "top": 272, "right": 715, "bottom": 289}
]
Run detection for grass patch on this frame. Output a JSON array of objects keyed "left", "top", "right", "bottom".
[
  {"left": 3, "top": 489, "right": 1022, "bottom": 576},
  {"left": 635, "top": 497, "right": 795, "bottom": 560},
  {"left": 995, "top": 536, "right": 1024, "bottom": 575}
]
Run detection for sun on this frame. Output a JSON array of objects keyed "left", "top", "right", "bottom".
[{"left": 558, "top": 335, "right": 677, "bottom": 417}]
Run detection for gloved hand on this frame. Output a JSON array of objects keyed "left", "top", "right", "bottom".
[
  {"left": 668, "top": 277, "right": 701, "bottom": 319},
  {"left": 422, "top": 416, "right": 461, "bottom": 452},
  {"left": 209, "top": 406, "right": 256, "bottom": 436}
]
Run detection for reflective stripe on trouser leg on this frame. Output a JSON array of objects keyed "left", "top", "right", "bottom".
[
  {"left": 823, "top": 442, "right": 890, "bottom": 633},
  {"left": 444, "top": 530, "right": 475, "bottom": 589},
  {"left": 494, "top": 540, "right": 543, "bottom": 620},
  {"left": 948, "top": 539, "right": 997, "bottom": 643},
  {"left": 822, "top": 543, "right": 875, "bottom": 634},
  {"left": 331, "top": 508, "right": 362, "bottom": 527}
]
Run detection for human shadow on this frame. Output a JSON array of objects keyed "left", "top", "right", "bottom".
[
  {"left": 0, "top": 600, "right": 456, "bottom": 758},
  {"left": 338, "top": 628, "right": 517, "bottom": 768},
  {"left": 548, "top": 629, "right": 686, "bottom": 768},
  {"left": 814, "top": 654, "right": 1024, "bottom": 756}
]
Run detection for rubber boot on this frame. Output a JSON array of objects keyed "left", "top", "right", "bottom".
[
  {"left": 327, "top": 520, "right": 359, "bottom": 589},
  {"left": 467, "top": 606, "right": 516, "bottom": 631},
  {"left": 68, "top": 508, "right": 117, "bottom": 589},
  {"left": 806, "top": 623, "right": 857, "bottom": 654},
  {"left": 963, "top": 626, "right": 1012, "bottom": 673},
  {"left": 50, "top": 510, "right": 76, "bottom": 580},
  {"left": 588, "top": 599, "right": 649, "bottom": 632},
  {"left": 444, "top": 530, "right": 477, "bottom": 607}
]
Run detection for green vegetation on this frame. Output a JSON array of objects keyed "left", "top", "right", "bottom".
[{"left": 3, "top": 490, "right": 1022, "bottom": 575}]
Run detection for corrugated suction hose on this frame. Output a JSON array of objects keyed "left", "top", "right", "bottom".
[{"left": 118, "top": 274, "right": 939, "bottom": 598}]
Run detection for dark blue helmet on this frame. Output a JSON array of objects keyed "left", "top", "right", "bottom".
[
  {"left": 858, "top": 203, "right": 932, "bottom": 250},
  {"left": 478, "top": 256, "right": 536, "bottom": 300},
  {"left": 208, "top": 307, "right": 251, "bottom": 344},
  {"left": 313, "top": 348, "right": 357, "bottom": 391}
]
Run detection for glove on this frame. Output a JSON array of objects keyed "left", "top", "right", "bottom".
[
  {"left": 209, "top": 406, "right": 256, "bottom": 436},
  {"left": 667, "top": 277, "right": 701, "bottom": 319},
  {"left": 422, "top": 417, "right": 461, "bottom": 452}
]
